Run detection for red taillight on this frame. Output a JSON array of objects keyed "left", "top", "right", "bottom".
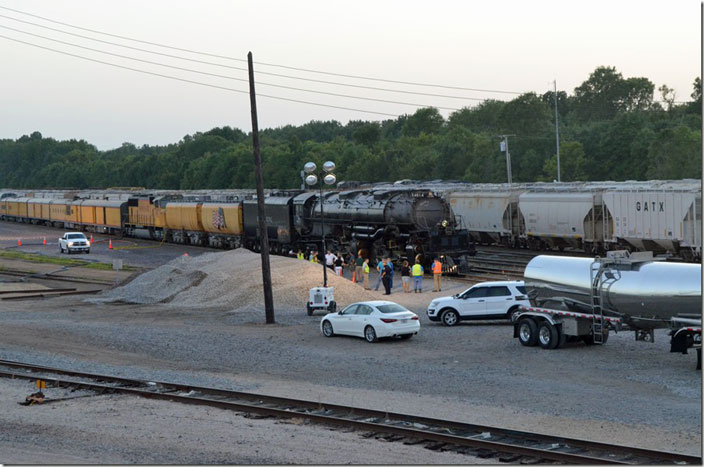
[
  {"left": 309, "top": 302, "right": 313, "bottom": 305},
  {"left": 411, "top": 316, "right": 419, "bottom": 320},
  {"left": 380, "top": 318, "right": 397, "bottom": 323}
]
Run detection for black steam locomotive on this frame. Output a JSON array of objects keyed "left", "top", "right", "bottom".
[{"left": 242, "top": 187, "right": 473, "bottom": 269}]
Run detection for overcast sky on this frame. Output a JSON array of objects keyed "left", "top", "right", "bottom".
[{"left": 0, "top": 0, "right": 700, "bottom": 150}]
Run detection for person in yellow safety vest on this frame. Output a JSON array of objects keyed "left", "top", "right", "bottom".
[
  {"left": 310, "top": 251, "right": 319, "bottom": 263},
  {"left": 411, "top": 262, "right": 424, "bottom": 293},
  {"left": 363, "top": 258, "right": 371, "bottom": 289},
  {"left": 297, "top": 250, "right": 305, "bottom": 260},
  {"left": 432, "top": 257, "right": 443, "bottom": 292}
]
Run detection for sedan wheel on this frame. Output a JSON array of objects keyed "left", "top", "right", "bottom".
[
  {"left": 322, "top": 320, "right": 334, "bottom": 337},
  {"left": 364, "top": 325, "right": 378, "bottom": 343},
  {"left": 441, "top": 309, "right": 459, "bottom": 327}
]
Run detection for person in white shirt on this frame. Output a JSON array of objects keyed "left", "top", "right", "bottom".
[{"left": 325, "top": 250, "right": 336, "bottom": 270}]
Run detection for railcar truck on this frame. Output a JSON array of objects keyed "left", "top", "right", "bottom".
[{"left": 512, "top": 251, "right": 702, "bottom": 369}]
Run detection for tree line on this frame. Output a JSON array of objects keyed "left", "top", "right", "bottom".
[{"left": 0, "top": 66, "right": 701, "bottom": 190}]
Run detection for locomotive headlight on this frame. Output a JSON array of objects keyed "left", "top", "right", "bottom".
[
  {"left": 323, "top": 161, "right": 336, "bottom": 173},
  {"left": 323, "top": 174, "right": 337, "bottom": 185},
  {"left": 304, "top": 162, "right": 317, "bottom": 174}
]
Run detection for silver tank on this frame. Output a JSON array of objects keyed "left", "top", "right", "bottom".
[{"left": 523, "top": 255, "right": 702, "bottom": 321}]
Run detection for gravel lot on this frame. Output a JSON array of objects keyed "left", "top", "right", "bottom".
[{"left": 0, "top": 221, "right": 701, "bottom": 463}]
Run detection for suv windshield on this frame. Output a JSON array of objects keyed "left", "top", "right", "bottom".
[
  {"left": 376, "top": 303, "right": 409, "bottom": 314},
  {"left": 68, "top": 234, "right": 86, "bottom": 239}
]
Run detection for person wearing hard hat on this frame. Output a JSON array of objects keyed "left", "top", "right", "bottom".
[{"left": 432, "top": 257, "right": 443, "bottom": 292}]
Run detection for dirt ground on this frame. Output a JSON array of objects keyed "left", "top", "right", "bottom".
[{"left": 0, "top": 221, "right": 701, "bottom": 464}]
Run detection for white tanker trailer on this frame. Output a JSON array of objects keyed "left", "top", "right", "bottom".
[{"left": 513, "top": 251, "right": 702, "bottom": 367}]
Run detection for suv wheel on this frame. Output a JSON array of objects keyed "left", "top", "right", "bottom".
[{"left": 441, "top": 309, "right": 459, "bottom": 327}]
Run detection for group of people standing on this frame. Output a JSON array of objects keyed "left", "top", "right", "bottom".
[{"left": 295, "top": 249, "right": 444, "bottom": 295}]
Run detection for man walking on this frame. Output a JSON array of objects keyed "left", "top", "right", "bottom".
[{"left": 432, "top": 257, "right": 443, "bottom": 292}]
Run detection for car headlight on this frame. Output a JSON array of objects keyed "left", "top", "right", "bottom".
[{"left": 68, "top": 242, "right": 75, "bottom": 246}]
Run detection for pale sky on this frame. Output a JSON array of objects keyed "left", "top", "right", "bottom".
[{"left": 0, "top": 0, "right": 701, "bottom": 150}]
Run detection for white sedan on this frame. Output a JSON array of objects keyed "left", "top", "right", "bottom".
[{"left": 320, "top": 300, "right": 420, "bottom": 343}]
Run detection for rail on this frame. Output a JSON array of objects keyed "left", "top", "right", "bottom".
[{"left": 0, "top": 360, "right": 699, "bottom": 465}]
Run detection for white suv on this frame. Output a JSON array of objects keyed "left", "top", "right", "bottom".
[
  {"left": 59, "top": 232, "right": 91, "bottom": 254},
  {"left": 427, "top": 281, "right": 530, "bottom": 326}
]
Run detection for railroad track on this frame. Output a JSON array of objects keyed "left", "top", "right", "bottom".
[{"left": 0, "top": 360, "right": 699, "bottom": 465}]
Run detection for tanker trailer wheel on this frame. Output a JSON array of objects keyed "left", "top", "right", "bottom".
[
  {"left": 538, "top": 322, "right": 559, "bottom": 349},
  {"left": 518, "top": 318, "right": 539, "bottom": 346}
]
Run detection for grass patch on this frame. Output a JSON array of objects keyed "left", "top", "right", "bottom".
[{"left": 0, "top": 250, "right": 134, "bottom": 271}]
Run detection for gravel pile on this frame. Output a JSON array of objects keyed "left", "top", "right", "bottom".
[{"left": 91, "top": 249, "right": 378, "bottom": 312}]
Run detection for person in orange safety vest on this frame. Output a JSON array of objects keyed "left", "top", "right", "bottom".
[{"left": 432, "top": 257, "right": 443, "bottom": 292}]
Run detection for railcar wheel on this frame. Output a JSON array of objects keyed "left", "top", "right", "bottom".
[
  {"left": 322, "top": 320, "right": 334, "bottom": 337},
  {"left": 441, "top": 309, "right": 459, "bottom": 327},
  {"left": 364, "top": 326, "right": 378, "bottom": 343},
  {"left": 538, "top": 322, "right": 559, "bottom": 349},
  {"left": 518, "top": 318, "right": 539, "bottom": 346}
]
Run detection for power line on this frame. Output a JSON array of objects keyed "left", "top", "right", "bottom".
[
  {"left": 0, "top": 24, "right": 462, "bottom": 111},
  {"left": 0, "top": 33, "right": 400, "bottom": 117},
  {"left": 0, "top": 4, "right": 525, "bottom": 95},
  {"left": 0, "top": 12, "right": 499, "bottom": 102}
]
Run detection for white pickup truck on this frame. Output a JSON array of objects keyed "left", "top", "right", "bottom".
[{"left": 58, "top": 232, "right": 91, "bottom": 254}]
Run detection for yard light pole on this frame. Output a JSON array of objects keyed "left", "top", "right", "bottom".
[{"left": 304, "top": 161, "right": 336, "bottom": 287}]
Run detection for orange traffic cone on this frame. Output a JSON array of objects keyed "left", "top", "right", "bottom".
[
  {"left": 42, "top": 237, "right": 46, "bottom": 245},
  {"left": 108, "top": 239, "right": 113, "bottom": 250},
  {"left": 90, "top": 234, "right": 94, "bottom": 243},
  {"left": 17, "top": 239, "right": 21, "bottom": 247}
]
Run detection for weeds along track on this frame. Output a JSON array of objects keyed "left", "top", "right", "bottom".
[{"left": 0, "top": 360, "right": 698, "bottom": 465}]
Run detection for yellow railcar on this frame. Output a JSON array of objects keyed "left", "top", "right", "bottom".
[
  {"left": 6, "top": 197, "right": 30, "bottom": 219},
  {"left": 81, "top": 199, "right": 126, "bottom": 232},
  {"left": 165, "top": 202, "right": 205, "bottom": 245},
  {"left": 199, "top": 202, "right": 244, "bottom": 248},
  {"left": 49, "top": 199, "right": 71, "bottom": 224}
]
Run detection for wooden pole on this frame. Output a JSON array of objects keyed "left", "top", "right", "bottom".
[{"left": 247, "top": 51, "right": 275, "bottom": 324}]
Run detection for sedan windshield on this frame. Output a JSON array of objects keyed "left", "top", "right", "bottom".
[{"left": 376, "top": 303, "right": 409, "bottom": 314}]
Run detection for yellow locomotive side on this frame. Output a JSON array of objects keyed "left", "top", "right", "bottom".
[
  {"left": 128, "top": 197, "right": 167, "bottom": 228},
  {"left": 200, "top": 202, "right": 243, "bottom": 235}
]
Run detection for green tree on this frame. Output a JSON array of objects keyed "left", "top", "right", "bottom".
[{"left": 542, "top": 141, "right": 587, "bottom": 182}]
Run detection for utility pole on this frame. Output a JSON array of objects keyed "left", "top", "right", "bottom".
[
  {"left": 499, "top": 134, "right": 515, "bottom": 186},
  {"left": 554, "top": 80, "right": 561, "bottom": 182},
  {"left": 247, "top": 51, "right": 275, "bottom": 324}
]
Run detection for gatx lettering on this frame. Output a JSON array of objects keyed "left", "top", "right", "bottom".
[{"left": 635, "top": 201, "right": 665, "bottom": 212}]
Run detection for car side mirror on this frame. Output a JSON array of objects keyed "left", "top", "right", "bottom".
[{"left": 338, "top": 311, "right": 343, "bottom": 315}]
